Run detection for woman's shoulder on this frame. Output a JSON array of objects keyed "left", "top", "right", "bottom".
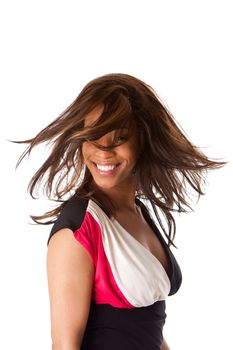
[{"left": 47, "top": 197, "right": 89, "bottom": 246}]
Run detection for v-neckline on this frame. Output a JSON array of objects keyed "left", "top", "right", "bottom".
[
  {"left": 112, "top": 205, "right": 171, "bottom": 281},
  {"left": 89, "top": 198, "right": 172, "bottom": 283}
]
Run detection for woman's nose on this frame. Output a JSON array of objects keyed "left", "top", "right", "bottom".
[{"left": 96, "top": 132, "right": 115, "bottom": 149}]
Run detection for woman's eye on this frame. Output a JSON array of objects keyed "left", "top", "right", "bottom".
[{"left": 115, "top": 135, "right": 128, "bottom": 143}]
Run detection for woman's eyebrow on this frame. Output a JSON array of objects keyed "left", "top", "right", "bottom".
[{"left": 117, "top": 126, "right": 130, "bottom": 131}]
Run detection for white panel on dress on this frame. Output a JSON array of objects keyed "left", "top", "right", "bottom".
[{"left": 88, "top": 200, "right": 171, "bottom": 307}]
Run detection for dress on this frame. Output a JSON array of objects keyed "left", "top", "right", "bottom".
[{"left": 47, "top": 197, "right": 182, "bottom": 350}]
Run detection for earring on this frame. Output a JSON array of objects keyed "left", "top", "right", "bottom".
[{"left": 132, "top": 168, "right": 136, "bottom": 176}]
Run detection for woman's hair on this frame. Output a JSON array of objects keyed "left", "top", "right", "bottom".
[{"left": 15, "top": 73, "right": 226, "bottom": 247}]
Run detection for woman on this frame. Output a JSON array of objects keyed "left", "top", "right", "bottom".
[{"left": 16, "top": 73, "right": 225, "bottom": 349}]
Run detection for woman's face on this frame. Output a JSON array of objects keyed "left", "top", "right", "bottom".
[{"left": 82, "top": 105, "right": 138, "bottom": 192}]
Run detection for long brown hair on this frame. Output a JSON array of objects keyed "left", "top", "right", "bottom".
[{"left": 14, "top": 73, "right": 226, "bottom": 246}]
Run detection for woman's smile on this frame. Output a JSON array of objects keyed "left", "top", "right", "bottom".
[{"left": 92, "top": 162, "right": 121, "bottom": 176}]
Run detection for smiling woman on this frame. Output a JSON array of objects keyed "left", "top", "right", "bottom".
[
  {"left": 14, "top": 73, "right": 226, "bottom": 350},
  {"left": 82, "top": 104, "right": 138, "bottom": 193}
]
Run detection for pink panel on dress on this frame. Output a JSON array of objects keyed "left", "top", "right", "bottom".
[{"left": 73, "top": 212, "right": 134, "bottom": 309}]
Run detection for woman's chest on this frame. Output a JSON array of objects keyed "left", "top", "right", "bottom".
[{"left": 114, "top": 211, "right": 170, "bottom": 277}]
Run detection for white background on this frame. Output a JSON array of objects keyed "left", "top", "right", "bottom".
[{"left": 0, "top": 1, "right": 232, "bottom": 349}]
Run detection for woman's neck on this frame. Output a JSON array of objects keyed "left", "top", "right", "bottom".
[{"left": 92, "top": 183, "right": 138, "bottom": 214}]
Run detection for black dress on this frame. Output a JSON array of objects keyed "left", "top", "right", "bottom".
[{"left": 47, "top": 198, "right": 182, "bottom": 350}]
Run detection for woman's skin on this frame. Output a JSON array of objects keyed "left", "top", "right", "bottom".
[
  {"left": 82, "top": 105, "right": 171, "bottom": 349},
  {"left": 161, "top": 338, "right": 170, "bottom": 350},
  {"left": 82, "top": 104, "right": 138, "bottom": 214}
]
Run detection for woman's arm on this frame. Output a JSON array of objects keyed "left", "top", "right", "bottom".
[
  {"left": 47, "top": 228, "right": 95, "bottom": 349},
  {"left": 161, "top": 338, "right": 170, "bottom": 350}
]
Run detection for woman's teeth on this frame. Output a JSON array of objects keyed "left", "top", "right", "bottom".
[{"left": 96, "top": 164, "right": 117, "bottom": 171}]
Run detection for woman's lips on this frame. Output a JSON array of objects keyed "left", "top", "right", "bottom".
[{"left": 92, "top": 162, "right": 120, "bottom": 175}]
